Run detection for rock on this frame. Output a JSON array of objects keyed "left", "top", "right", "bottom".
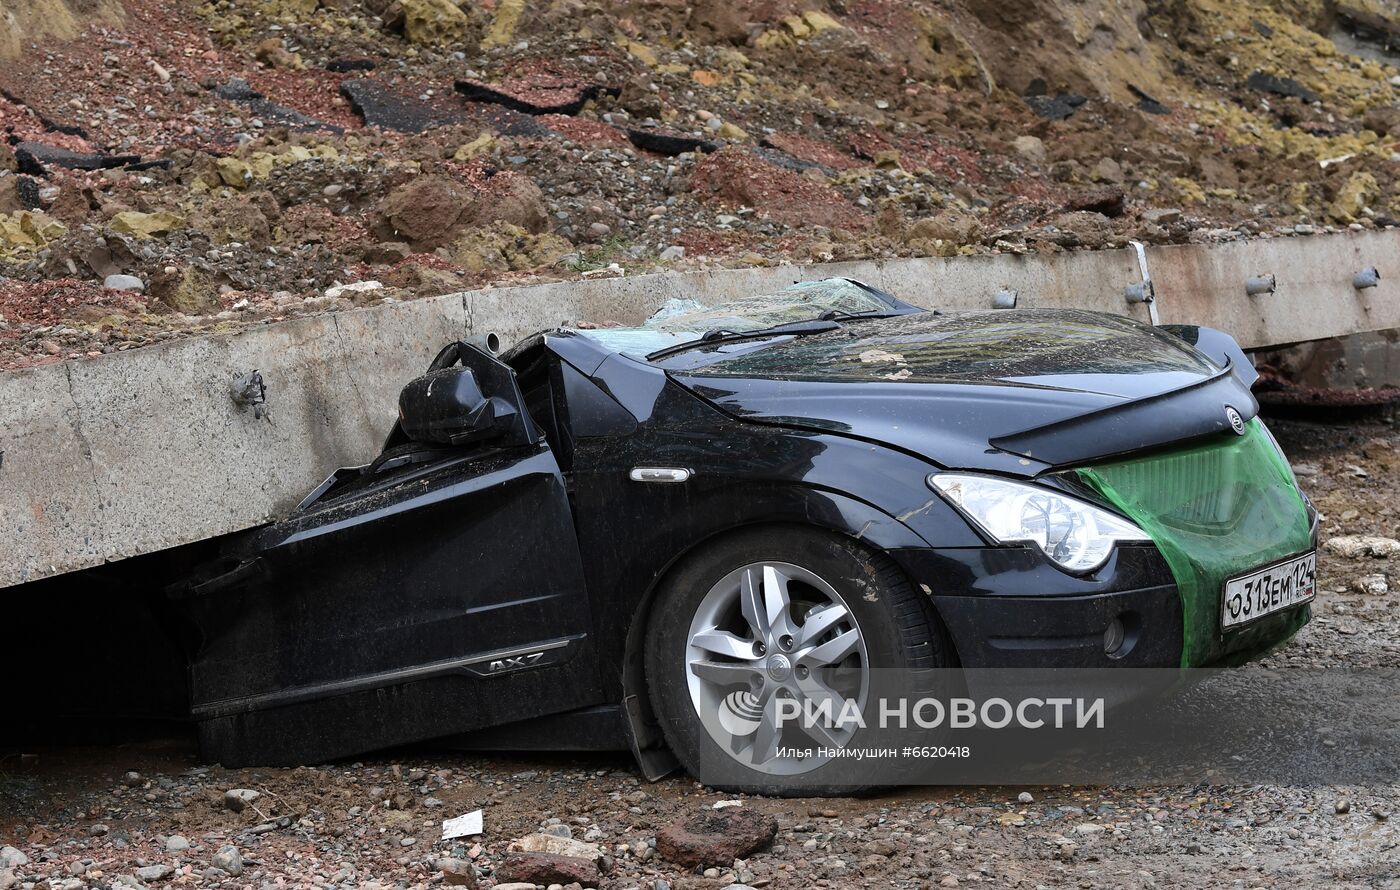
[
  {"left": 718, "top": 121, "right": 750, "bottom": 141},
  {"left": 907, "top": 209, "right": 982, "bottom": 245},
  {"left": 1325, "top": 536, "right": 1400, "bottom": 559},
  {"left": 164, "top": 835, "right": 190, "bottom": 853},
  {"left": 364, "top": 241, "right": 413, "bottom": 264},
  {"left": 135, "top": 865, "right": 174, "bottom": 882},
  {"left": 1336, "top": 798, "right": 1352, "bottom": 814},
  {"left": 1363, "top": 105, "right": 1400, "bottom": 137},
  {"left": 1066, "top": 187, "right": 1126, "bottom": 218},
  {"left": 655, "top": 808, "right": 779, "bottom": 869},
  {"left": 0, "top": 868, "right": 15, "bottom": 890},
  {"left": 0, "top": 211, "right": 66, "bottom": 250},
  {"left": 1144, "top": 208, "right": 1182, "bottom": 225},
  {"left": 494, "top": 852, "right": 599, "bottom": 886},
  {"left": 254, "top": 38, "right": 302, "bottom": 70},
  {"left": 388, "top": 0, "right": 470, "bottom": 45},
  {"left": 1018, "top": 791, "right": 1035, "bottom": 803},
  {"left": 374, "top": 176, "right": 473, "bottom": 249},
  {"left": 325, "top": 280, "right": 385, "bottom": 300},
  {"left": 340, "top": 78, "right": 466, "bottom": 133},
  {"left": 453, "top": 134, "right": 496, "bottom": 161},
  {"left": 1042, "top": 211, "right": 1112, "bottom": 247},
  {"left": 437, "top": 857, "right": 477, "bottom": 887},
  {"left": 1091, "top": 157, "right": 1124, "bottom": 184},
  {"left": 1355, "top": 574, "right": 1389, "bottom": 595},
  {"left": 110, "top": 210, "right": 183, "bottom": 238},
  {"left": 224, "top": 788, "right": 262, "bottom": 812},
  {"left": 465, "top": 172, "right": 550, "bottom": 234},
  {"left": 455, "top": 78, "right": 619, "bottom": 117},
  {"left": 193, "top": 195, "right": 274, "bottom": 247},
  {"left": 1328, "top": 172, "right": 1378, "bottom": 224},
  {"left": 507, "top": 833, "right": 603, "bottom": 863},
  {"left": 492, "top": 885, "right": 537, "bottom": 890},
  {"left": 1012, "top": 135, "right": 1046, "bottom": 164},
  {"left": 212, "top": 845, "right": 243, "bottom": 877},
  {"left": 0, "top": 848, "right": 27, "bottom": 869},
  {"left": 215, "top": 157, "right": 253, "bottom": 189},
  {"left": 481, "top": 0, "right": 524, "bottom": 48},
  {"left": 659, "top": 245, "right": 685, "bottom": 262},
  {"left": 149, "top": 266, "right": 218, "bottom": 315},
  {"left": 689, "top": 0, "right": 750, "bottom": 44}
]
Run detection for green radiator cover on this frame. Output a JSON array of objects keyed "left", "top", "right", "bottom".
[{"left": 1076, "top": 420, "right": 1313, "bottom": 667}]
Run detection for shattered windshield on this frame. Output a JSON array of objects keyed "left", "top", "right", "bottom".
[
  {"left": 683, "top": 309, "right": 1221, "bottom": 387},
  {"left": 576, "top": 279, "right": 901, "bottom": 358}
]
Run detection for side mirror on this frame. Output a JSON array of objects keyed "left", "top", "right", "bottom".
[{"left": 397, "top": 367, "right": 497, "bottom": 446}]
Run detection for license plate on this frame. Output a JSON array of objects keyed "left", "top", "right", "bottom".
[{"left": 1221, "top": 551, "right": 1316, "bottom": 631}]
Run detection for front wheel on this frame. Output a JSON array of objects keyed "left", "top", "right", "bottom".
[{"left": 645, "top": 526, "right": 954, "bottom": 795}]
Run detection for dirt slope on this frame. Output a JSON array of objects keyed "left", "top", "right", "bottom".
[{"left": 3, "top": 0, "right": 1400, "bottom": 369}]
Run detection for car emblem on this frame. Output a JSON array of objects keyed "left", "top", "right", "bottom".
[{"left": 1225, "top": 406, "right": 1246, "bottom": 435}]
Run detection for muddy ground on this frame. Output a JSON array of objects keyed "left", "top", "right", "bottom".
[{"left": 3, "top": 412, "right": 1400, "bottom": 890}]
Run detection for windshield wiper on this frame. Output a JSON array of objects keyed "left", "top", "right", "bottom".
[
  {"left": 817, "top": 309, "right": 898, "bottom": 322},
  {"left": 646, "top": 319, "right": 841, "bottom": 361}
]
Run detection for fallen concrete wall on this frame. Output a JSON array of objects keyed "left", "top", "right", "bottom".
[{"left": 4, "top": 230, "right": 1399, "bottom": 589}]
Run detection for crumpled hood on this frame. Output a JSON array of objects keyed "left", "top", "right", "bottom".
[{"left": 668, "top": 310, "right": 1258, "bottom": 475}]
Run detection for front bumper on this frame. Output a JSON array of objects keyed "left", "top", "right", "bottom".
[{"left": 890, "top": 544, "right": 1310, "bottom": 669}]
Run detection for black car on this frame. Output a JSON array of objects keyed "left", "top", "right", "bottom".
[{"left": 174, "top": 279, "right": 1317, "bottom": 791}]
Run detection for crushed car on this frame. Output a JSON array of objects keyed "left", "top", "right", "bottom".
[{"left": 171, "top": 278, "right": 1317, "bottom": 791}]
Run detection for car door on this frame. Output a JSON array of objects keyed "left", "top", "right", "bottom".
[{"left": 172, "top": 344, "right": 603, "bottom": 766}]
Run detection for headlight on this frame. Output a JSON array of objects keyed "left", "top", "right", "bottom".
[{"left": 928, "top": 473, "right": 1150, "bottom": 573}]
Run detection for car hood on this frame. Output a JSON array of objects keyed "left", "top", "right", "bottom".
[{"left": 667, "top": 309, "right": 1258, "bottom": 476}]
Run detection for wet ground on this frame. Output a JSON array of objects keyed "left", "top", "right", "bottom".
[{"left": 3, "top": 413, "right": 1400, "bottom": 889}]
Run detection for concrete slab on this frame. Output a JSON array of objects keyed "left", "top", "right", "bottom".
[{"left": 5, "top": 232, "right": 1400, "bottom": 589}]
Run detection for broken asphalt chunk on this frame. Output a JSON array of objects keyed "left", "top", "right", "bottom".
[
  {"left": 625, "top": 128, "right": 719, "bottom": 156},
  {"left": 1127, "top": 84, "right": 1170, "bottom": 115},
  {"left": 326, "top": 57, "right": 376, "bottom": 73},
  {"left": 463, "top": 103, "right": 554, "bottom": 138},
  {"left": 1023, "top": 92, "right": 1087, "bottom": 121},
  {"left": 340, "top": 78, "right": 466, "bottom": 133},
  {"left": 212, "top": 77, "right": 341, "bottom": 133},
  {"left": 1245, "top": 71, "right": 1321, "bottom": 104},
  {"left": 454, "top": 77, "right": 620, "bottom": 116},
  {"left": 15, "top": 176, "right": 43, "bottom": 210},
  {"left": 14, "top": 142, "right": 141, "bottom": 176}
]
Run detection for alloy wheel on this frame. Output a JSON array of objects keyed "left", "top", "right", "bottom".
[{"left": 684, "top": 561, "right": 869, "bottom": 775}]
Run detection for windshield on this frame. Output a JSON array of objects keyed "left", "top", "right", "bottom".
[{"left": 575, "top": 279, "right": 904, "bottom": 358}]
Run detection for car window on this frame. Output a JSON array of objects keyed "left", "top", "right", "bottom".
[
  {"left": 681, "top": 309, "right": 1222, "bottom": 384},
  {"left": 575, "top": 279, "right": 896, "bottom": 357}
]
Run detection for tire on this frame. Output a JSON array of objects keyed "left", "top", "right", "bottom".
[{"left": 644, "top": 525, "right": 954, "bottom": 796}]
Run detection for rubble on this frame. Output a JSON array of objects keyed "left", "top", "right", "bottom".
[{"left": 655, "top": 808, "right": 779, "bottom": 868}]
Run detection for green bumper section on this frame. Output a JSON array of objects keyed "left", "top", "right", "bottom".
[{"left": 1076, "top": 420, "right": 1313, "bottom": 667}]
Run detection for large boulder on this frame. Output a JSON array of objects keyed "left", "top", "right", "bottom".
[
  {"left": 384, "top": 0, "right": 470, "bottom": 46},
  {"left": 374, "top": 176, "right": 474, "bottom": 249},
  {"left": 462, "top": 172, "right": 550, "bottom": 234}
]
